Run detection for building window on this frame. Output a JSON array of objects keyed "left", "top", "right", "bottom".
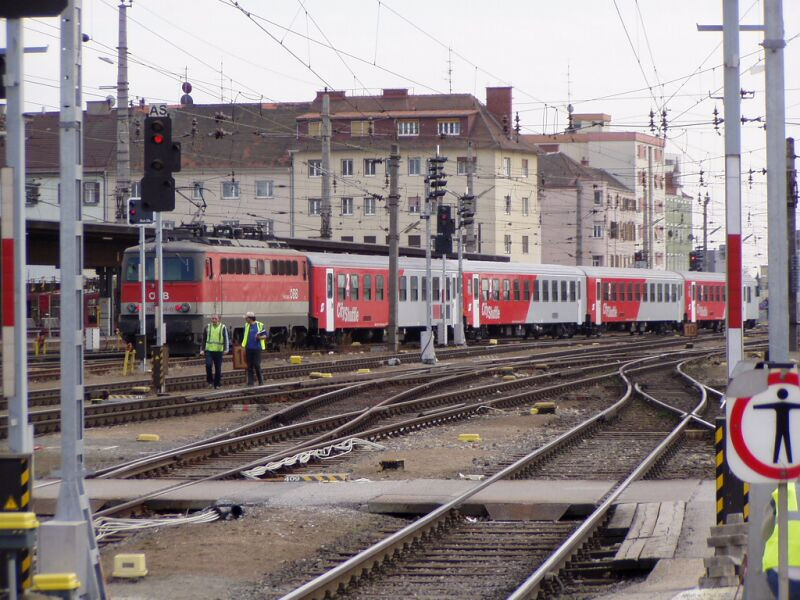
[
  {"left": 192, "top": 181, "right": 203, "bottom": 199},
  {"left": 342, "top": 236, "right": 354, "bottom": 242},
  {"left": 522, "top": 235, "right": 529, "bottom": 254},
  {"left": 130, "top": 181, "right": 141, "bottom": 198},
  {"left": 592, "top": 225, "right": 604, "bottom": 238},
  {"left": 408, "top": 235, "right": 421, "bottom": 247},
  {"left": 364, "top": 159, "right": 377, "bottom": 176},
  {"left": 308, "top": 121, "right": 321, "bottom": 137},
  {"left": 255, "top": 180, "right": 274, "bottom": 198},
  {"left": 363, "top": 197, "right": 376, "bottom": 215},
  {"left": 397, "top": 120, "right": 419, "bottom": 136},
  {"left": 364, "top": 235, "right": 377, "bottom": 244},
  {"left": 341, "top": 197, "right": 354, "bottom": 216},
  {"left": 308, "top": 160, "right": 322, "bottom": 177},
  {"left": 83, "top": 181, "right": 100, "bottom": 205},
  {"left": 521, "top": 158, "right": 529, "bottom": 177},
  {"left": 222, "top": 181, "right": 240, "bottom": 199},
  {"left": 504, "top": 234, "right": 512, "bottom": 254},
  {"left": 457, "top": 157, "right": 470, "bottom": 175},
  {"left": 438, "top": 120, "right": 460, "bottom": 136},
  {"left": 592, "top": 255, "right": 603, "bottom": 266},
  {"left": 308, "top": 198, "right": 321, "bottom": 215},
  {"left": 505, "top": 196, "right": 512, "bottom": 215},
  {"left": 594, "top": 189, "right": 603, "bottom": 205},
  {"left": 341, "top": 159, "right": 353, "bottom": 177},
  {"left": 503, "top": 157, "right": 511, "bottom": 177},
  {"left": 521, "top": 197, "right": 529, "bottom": 216},
  {"left": 408, "top": 157, "right": 422, "bottom": 176},
  {"left": 351, "top": 120, "right": 371, "bottom": 137},
  {"left": 408, "top": 196, "right": 421, "bottom": 213}
]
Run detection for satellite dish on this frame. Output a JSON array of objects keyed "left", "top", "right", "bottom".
[
  {"left": 567, "top": 104, "right": 574, "bottom": 114},
  {"left": 105, "top": 95, "right": 116, "bottom": 108}
]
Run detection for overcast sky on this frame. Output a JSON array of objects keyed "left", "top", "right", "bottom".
[{"left": 8, "top": 0, "right": 800, "bottom": 274}]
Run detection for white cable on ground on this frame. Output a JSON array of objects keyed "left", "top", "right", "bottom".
[
  {"left": 94, "top": 508, "right": 220, "bottom": 542},
  {"left": 241, "top": 438, "right": 386, "bottom": 480}
]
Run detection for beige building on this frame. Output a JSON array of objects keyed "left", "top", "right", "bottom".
[
  {"left": 525, "top": 113, "right": 667, "bottom": 268},
  {"left": 539, "top": 153, "right": 637, "bottom": 267},
  {"left": 292, "top": 87, "right": 542, "bottom": 261}
]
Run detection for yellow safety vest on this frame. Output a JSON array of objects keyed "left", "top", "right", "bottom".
[
  {"left": 205, "top": 323, "right": 226, "bottom": 352},
  {"left": 242, "top": 321, "right": 266, "bottom": 350},
  {"left": 763, "top": 482, "right": 800, "bottom": 571}
]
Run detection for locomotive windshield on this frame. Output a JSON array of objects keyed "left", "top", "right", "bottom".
[{"left": 124, "top": 255, "right": 199, "bottom": 282}]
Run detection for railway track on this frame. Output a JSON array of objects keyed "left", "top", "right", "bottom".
[{"left": 268, "top": 352, "right": 723, "bottom": 599}]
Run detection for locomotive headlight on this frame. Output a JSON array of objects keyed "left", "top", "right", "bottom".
[
  {"left": 127, "top": 303, "right": 138, "bottom": 313},
  {"left": 175, "top": 303, "right": 190, "bottom": 313}
]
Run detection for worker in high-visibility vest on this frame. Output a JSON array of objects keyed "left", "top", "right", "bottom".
[
  {"left": 762, "top": 481, "right": 800, "bottom": 598},
  {"left": 242, "top": 311, "right": 267, "bottom": 386},
  {"left": 200, "top": 314, "right": 229, "bottom": 389}
]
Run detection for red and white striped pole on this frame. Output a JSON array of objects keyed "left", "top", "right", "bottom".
[{"left": 723, "top": 0, "right": 744, "bottom": 375}]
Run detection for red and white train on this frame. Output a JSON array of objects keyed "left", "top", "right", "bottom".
[{"left": 119, "top": 235, "right": 760, "bottom": 354}]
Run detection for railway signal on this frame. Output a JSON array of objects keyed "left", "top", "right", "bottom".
[
  {"left": 689, "top": 249, "right": 704, "bottom": 271},
  {"left": 459, "top": 194, "right": 475, "bottom": 228},
  {"left": 127, "top": 198, "right": 153, "bottom": 225},
  {"left": 435, "top": 205, "right": 454, "bottom": 255},
  {"left": 141, "top": 116, "right": 181, "bottom": 212}
]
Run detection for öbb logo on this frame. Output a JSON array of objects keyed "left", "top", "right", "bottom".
[{"left": 602, "top": 304, "right": 619, "bottom": 318}]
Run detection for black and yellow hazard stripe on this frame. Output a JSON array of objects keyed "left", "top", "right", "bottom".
[
  {"left": 716, "top": 421, "right": 725, "bottom": 525},
  {"left": 0, "top": 454, "right": 34, "bottom": 590},
  {"left": 715, "top": 417, "right": 748, "bottom": 526},
  {"left": 284, "top": 473, "right": 350, "bottom": 482}
]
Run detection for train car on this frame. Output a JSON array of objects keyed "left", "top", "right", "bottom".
[
  {"left": 27, "top": 287, "right": 100, "bottom": 333},
  {"left": 743, "top": 275, "right": 760, "bottom": 328},
  {"left": 579, "top": 267, "right": 683, "bottom": 333},
  {"left": 460, "top": 260, "right": 584, "bottom": 337},
  {"left": 119, "top": 239, "right": 309, "bottom": 354},
  {"left": 679, "top": 272, "right": 760, "bottom": 330}
]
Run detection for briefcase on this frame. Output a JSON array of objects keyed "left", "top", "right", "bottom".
[{"left": 233, "top": 346, "right": 247, "bottom": 370}]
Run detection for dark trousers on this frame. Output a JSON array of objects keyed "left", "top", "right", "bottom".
[
  {"left": 205, "top": 351, "right": 223, "bottom": 388},
  {"left": 245, "top": 348, "right": 263, "bottom": 385},
  {"left": 767, "top": 569, "right": 800, "bottom": 598}
]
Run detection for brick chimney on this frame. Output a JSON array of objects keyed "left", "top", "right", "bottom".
[{"left": 486, "top": 87, "right": 512, "bottom": 133}]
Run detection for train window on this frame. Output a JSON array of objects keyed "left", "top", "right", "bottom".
[
  {"left": 602, "top": 283, "right": 609, "bottom": 302},
  {"left": 542, "top": 280, "right": 550, "bottom": 302},
  {"left": 503, "top": 279, "right": 510, "bottom": 301},
  {"left": 422, "top": 276, "right": 428, "bottom": 301},
  {"left": 434, "top": 277, "right": 441, "bottom": 302},
  {"left": 350, "top": 275, "right": 360, "bottom": 300},
  {"left": 657, "top": 283, "right": 663, "bottom": 302},
  {"left": 234, "top": 258, "right": 242, "bottom": 274},
  {"left": 205, "top": 258, "right": 214, "bottom": 279},
  {"left": 552, "top": 280, "right": 558, "bottom": 302},
  {"left": 256, "top": 260, "right": 265, "bottom": 275},
  {"left": 292, "top": 261, "right": 299, "bottom": 276},
  {"left": 446, "top": 278, "right": 452, "bottom": 301},
  {"left": 492, "top": 279, "right": 500, "bottom": 301},
  {"left": 410, "top": 276, "right": 419, "bottom": 301},
  {"left": 271, "top": 259, "right": 278, "bottom": 275},
  {"left": 649, "top": 283, "right": 656, "bottom": 302},
  {"left": 722, "top": 286, "right": 726, "bottom": 301},
  {"left": 634, "top": 283, "right": 640, "bottom": 301},
  {"left": 327, "top": 273, "right": 334, "bottom": 299},
  {"left": 302, "top": 261, "right": 307, "bottom": 280},
  {"left": 627, "top": 283, "right": 633, "bottom": 302},
  {"left": 524, "top": 280, "right": 531, "bottom": 301},
  {"left": 472, "top": 278, "right": 478, "bottom": 297},
  {"left": 220, "top": 259, "right": 229, "bottom": 275},
  {"left": 533, "top": 280, "right": 539, "bottom": 302},
  {"left": 399, "top": 276, "right": 407, "bottom": 301},
  {"left": 281, "top": 261, "right": 289, "bottom": 276},
  {"left": 561, "top": 280, "right": 567, "bottom": 302},
  {"left": 482, "top": 278, "right": 489, "bottom": 301},
  {"left": 376, "top": 275, "right": 385, "bottom": 301},
  {"left": 746, "top": 287, "right": 751, "bottom": 302},
  {"left": 577, "top": 280, "right": 581, "bottom": 300},
  {"left": 570, "top": 281, "right": 576, "bottom": 302},
  {"left": 610, "top": 283, "right": 617, "bottom": 302},
  {"left": 513, "top": 280, "right": 521, "bottom": 301},
  {"left": 337, "top": 274, "right": 347, "bottom": 300},
  {"left": 364, "top": 274, "right": 372, "bottom": 301},
  {"left": 244, "top": 259, "right": 252, "bottom": 274}
]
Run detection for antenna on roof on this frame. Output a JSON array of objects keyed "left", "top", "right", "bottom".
[{"left": 447, "top": 47, "right": 453, "bottom": 94}]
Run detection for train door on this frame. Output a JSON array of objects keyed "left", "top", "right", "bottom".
[
  {"left": 689, "top": 282, "right": 697, "bottom": 323},
  {"left": 595, "top": 279, "right": 602, "bottom": 325},
  {"left": 471, "top": 274, "right": 480, "bottom": 328},
  {"left": 206, "top": 257, "right": 221, "bottom": 316},
  {"left": 325, "top": 268, "right": 335, "bottom": 332}
]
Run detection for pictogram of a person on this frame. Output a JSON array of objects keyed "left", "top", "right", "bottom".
[{"left": 754, "top": 387, "right": 800, "bottom": 463}]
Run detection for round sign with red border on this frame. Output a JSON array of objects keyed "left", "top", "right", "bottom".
[{"left": 726, "top": 369, "right": 800, "bottom": 483}]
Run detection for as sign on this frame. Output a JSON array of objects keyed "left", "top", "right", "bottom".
[{"left": 148, "top": 104, "right": 169, "bottom": 117}]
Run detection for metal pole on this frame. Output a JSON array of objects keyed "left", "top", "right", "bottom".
[
  {"left": 703, "top": 194, "right": 710, "bottom": 272},
  {"left": 421, "top": 159, "right": 436, "bottom": 364},
  {"left": 765, "top": 0, "right": 789, "bottom": 362},
  {"left": 787, "top": 138, "right": 798, "bottom": 351},
  {"left": 114, "top": 1, "right": 130, "bottom": 222},
  {"left": 53, "top": 1, "right": 107, "bottom": 596},
  {"left": 723, "top": 0, "right": 745, "bottom": 373},
  {"left": 575, "top": 180, "right": 583, "bottom": 266},
  {"left": 320, "top": 93, "right": 332, "bottom": 239},
  {"left": 648, "top": 146, "right": 655, "bottom": 268},
  {"left": 139, "top": 225, "right": 147, "bottom": 372},
  {"left": 289, "top": 150, "right": 296, "bottom": 238},
  {"left": 439, "top": 253, "right": 447, "bottom": 345},
  {"left": 387, "top": 144, "right": 400, "bottom": 352},
  {"left": 454, "top": 198, "right": 466, "bottom": 345},
  {"left": 155, "top": 213, "right": 165, "bottom": 349},
  {"left": 3, "top": 19, "right": 32, "bottom": 455}
]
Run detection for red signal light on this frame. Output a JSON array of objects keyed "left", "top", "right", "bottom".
[{"left": 152, "top": 133, "right": 165, "bottom": 144}]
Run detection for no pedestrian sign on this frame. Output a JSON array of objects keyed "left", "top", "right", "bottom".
[{"left": 726, "top": 364, "right": 800, "bottom": 483}]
